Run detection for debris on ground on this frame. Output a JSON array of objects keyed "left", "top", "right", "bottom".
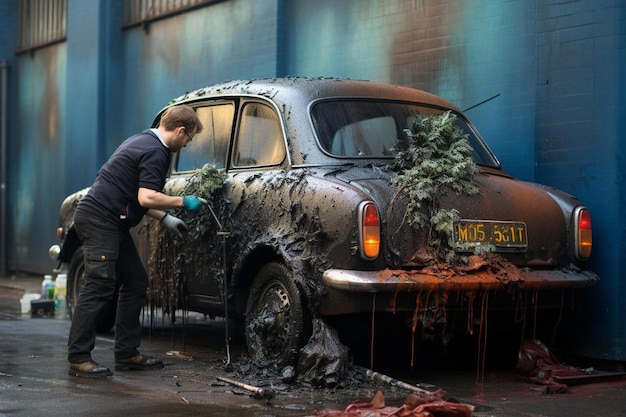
[
  {"left": 313, "top": 390, "right": 474, "bottom": 417},
  {"left": 166, "top": 350, "right": 194, "bottom": 361},
  {"left": 297, "top": 318, "right": 350, "bottom": 387},
  {"left": 216, "top": 375, "right": 276, "bottom": 403},
  {"left": 358, "top": 366, "right": 439, "bottom": 396},
  {"left": 516, "top": 339, "right": 626, "bottom": 394}
]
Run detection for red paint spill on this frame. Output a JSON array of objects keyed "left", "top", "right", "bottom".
[{"left": 313, "top": 390, "right": 474, "bottom": 417}]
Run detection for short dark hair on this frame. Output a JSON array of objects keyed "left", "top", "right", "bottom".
[{"left": 160, "top": 105, "right": 203, "bottom": 134}]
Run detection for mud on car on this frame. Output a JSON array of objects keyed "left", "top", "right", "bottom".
[{"left": 50, "top": 77, "right": 598, "bottom": 368}]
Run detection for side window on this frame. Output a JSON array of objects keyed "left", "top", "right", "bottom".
[
  {"left": 176, "top": 103, "right": 234, "bottom": 172},
  {"left": 233, "top": 102, "right": 285, "bottom": 167}
]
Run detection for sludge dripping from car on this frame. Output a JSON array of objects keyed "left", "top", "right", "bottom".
[{"left": 50, "top": 77, "right": 598, "bottom": 385}]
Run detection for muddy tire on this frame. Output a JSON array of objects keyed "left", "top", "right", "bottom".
[
  {"left": 67, "top": 246, "right": 118, "bottom": 334},
  {"left": 245, "top": 262, "right": 306, "bottom": 367}
]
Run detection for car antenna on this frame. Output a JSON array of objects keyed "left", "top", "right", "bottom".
[{"left": 463, "top": 93, "right": 501, "bottom": 112}]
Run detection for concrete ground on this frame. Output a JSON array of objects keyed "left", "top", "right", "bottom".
[{"left": 1, "top": 272, "right": 626, "bottom": 417}]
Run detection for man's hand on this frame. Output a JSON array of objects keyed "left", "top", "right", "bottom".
[
  {"left": 161, "top": 214, "right": 188, "bottom": 238},
  {"left": 182, "top": 195, "right": 203, "bottom": 212}
]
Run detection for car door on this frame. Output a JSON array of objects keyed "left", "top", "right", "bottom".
[{"left": 166, "top": 101, "right": 235, "bottom": 312}]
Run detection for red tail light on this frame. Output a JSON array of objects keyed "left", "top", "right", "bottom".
[
  {"left": 575, "top": 207, "right": 592, "bottom": 260},
  {"left": 56, "top": 227, "right": 64, "bottom": 242},
  {"left": 359, "top": 202, "right": 380, "bottom": 260}
]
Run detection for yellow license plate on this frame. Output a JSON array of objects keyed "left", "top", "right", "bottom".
[{"left": 453, "top": 220, "right": 528, "bottom": 250}]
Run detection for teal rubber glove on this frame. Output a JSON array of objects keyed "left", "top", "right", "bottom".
[
  {"left": 182, "top": 195, "right": 202, "bottom": 212},
  {"left": 161, "top": 214, "right": 188, "bottom": 238}
]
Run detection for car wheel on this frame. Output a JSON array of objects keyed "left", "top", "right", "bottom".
[
  {"left": 67, "top": 246, "right": 118, "bottom": 334},
  {"left": 245, "top": 262, "right": 307, "bottom": 367}
]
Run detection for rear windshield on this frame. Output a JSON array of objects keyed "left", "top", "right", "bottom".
[{"left": 311, "top": 100, "right": 499, "bottom": 167}]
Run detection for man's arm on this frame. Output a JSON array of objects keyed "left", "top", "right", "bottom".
[
  {"left": 138, "top": 187, "right": 184, "bottom": 211},
  {"left": 146, "top": 208, "right": 167, "bottom": 221}
]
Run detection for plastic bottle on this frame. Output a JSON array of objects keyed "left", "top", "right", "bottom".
[
  {"left": 41, "top": 275, "right": 55, "bottom": 299},
  {"left": 54, "top": 273, "right": 67, "bottom": 319}
]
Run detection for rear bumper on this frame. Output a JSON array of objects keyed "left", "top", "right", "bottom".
[{"left": 322, "top": 267, "right": 599, "bottom": 293}]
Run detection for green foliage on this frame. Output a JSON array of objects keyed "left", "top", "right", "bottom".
[
  {"left": 183, "top": 163, "right": 226, "bottom": 199},
  {"left": 198, "top": 163, "right": 227, "bottom": 198},
  {"left": 179, "top": 164, "right": 226, "bottom": 237},
  {"left": 392, "top": 111, "right": 480, "bottom": 254}
]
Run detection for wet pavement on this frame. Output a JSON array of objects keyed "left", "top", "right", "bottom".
[{"left": 1, "top": 272, "right": 626, "bottom": 417}]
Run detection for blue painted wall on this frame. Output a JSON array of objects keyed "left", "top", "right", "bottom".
[
  {"left": 534, "top": 0, "right": 625, "bottom": 360},
  {"left": 1, "top": 0, "right": 624, "bottom": 360},
  {"left": 1, "top": 0, "right": 67, "bottom": 273},
  {"left": 0, "top": 1, "right": 18, "bottom": 272},
  {"left": 118, "top": 0, "right": 282, "bottom": 144},
  {"left": 283, "top": 0, "right": 539, "bottom": 181},
  {"left": 13, "top": 46, "right": 66, "bottom": 272}
]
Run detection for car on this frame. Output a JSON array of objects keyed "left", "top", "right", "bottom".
[{"left": 50, "top": 77, "right": 598, "bottom": 370}]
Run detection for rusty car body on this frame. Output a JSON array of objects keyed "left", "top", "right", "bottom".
[{"left": 50, "top": 77, "right": 598, "bottom": 366}]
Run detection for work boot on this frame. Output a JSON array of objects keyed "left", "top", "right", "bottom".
[
  {"left": 68, "top": 360, "right": 112, "bottom": 378},
  {"left": 114, "top": 354, "right": 163, "bottom": 371}
]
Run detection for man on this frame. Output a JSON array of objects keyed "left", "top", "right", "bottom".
[{"left": 68, "top": 105, "right": 204, "bottom": 378}]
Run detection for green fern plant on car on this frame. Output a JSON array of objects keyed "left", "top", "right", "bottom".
[
  {"left": 392, "top": 111, "right": 481, "bottom": 260},
  {"left": 180, "top": 163, "right": 227, "bottom": 236}
]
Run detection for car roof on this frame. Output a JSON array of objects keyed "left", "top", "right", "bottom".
[{"left": 167, "top": 77, "right": 461, "bottom": 112}]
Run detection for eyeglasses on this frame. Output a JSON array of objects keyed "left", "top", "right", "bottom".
[{"left": 183, "top": 127, "right": 194, "bottom": 142}]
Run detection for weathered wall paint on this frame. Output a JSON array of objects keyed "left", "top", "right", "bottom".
[
  {"left": 65, "top": 0, "right": 116, "bottom": 190},
  {"left": 283, "top": 0, "right": 538, "bottom": 181},
  {"left": 0, "top": 1, "right": 18, "bottom": 273},
  {"left": 535, "top": 0, "right": 625, "bottom": 360},
  {"left": 119, "top": 0, "right": 281, "bottom": 144},
  {"left": 1, "top": 0, "right": 624, "bottom": 360},
  {"left": 14, "top": 46, "right": 66, "bottom": 272}
]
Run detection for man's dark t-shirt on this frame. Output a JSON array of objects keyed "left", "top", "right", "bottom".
[{"left": 76, "top": 130, "right": 171, "bottom": 229}]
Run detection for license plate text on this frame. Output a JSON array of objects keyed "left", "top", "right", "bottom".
[{"left": 454, "top": 220, "right": 528, "bottom": 250}]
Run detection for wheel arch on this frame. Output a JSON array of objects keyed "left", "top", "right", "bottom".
[
  {"left": 231, "top": 244, "right": 313, "bottom": 316},
  {"left": 59, "top": 226, "right": 81, "bottom": 264}
]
